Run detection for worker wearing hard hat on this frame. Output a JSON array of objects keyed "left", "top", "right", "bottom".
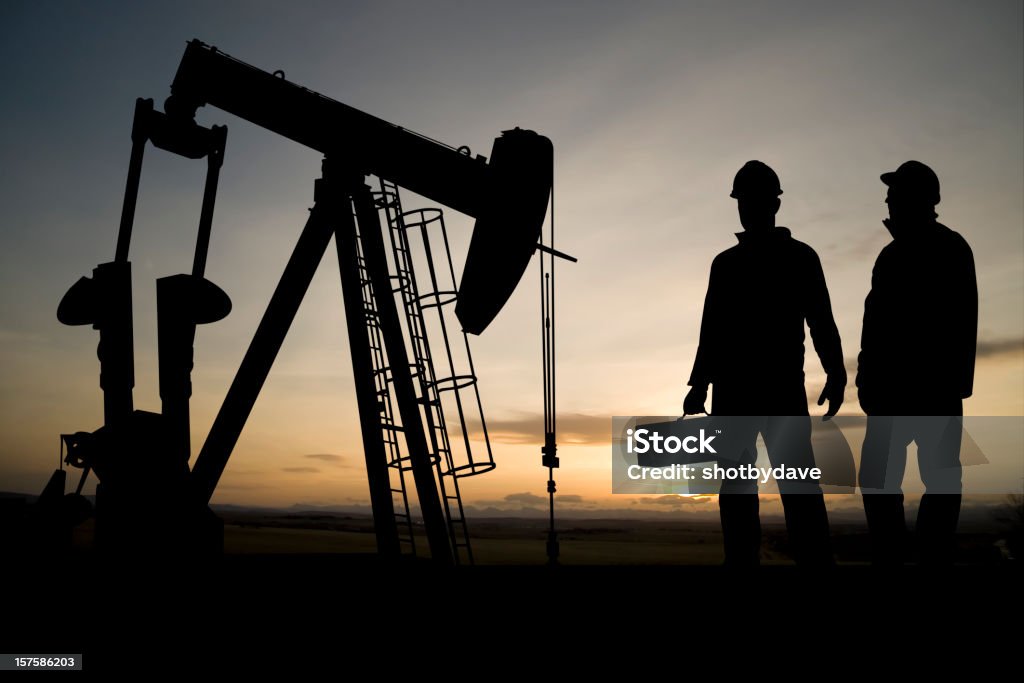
[
  {"left": 684, "top": 160, "right": 846, "bottom": 567},
  {"left": 857, "top": 160, "right": 977, "bottom": 566}
]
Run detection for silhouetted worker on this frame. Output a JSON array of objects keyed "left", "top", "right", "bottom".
[
  {"left": 857, "top": 161, "right": 977, "bottom": 566},
  {"left": 684, "top": 161, "right": 846, "bottom": 567}
]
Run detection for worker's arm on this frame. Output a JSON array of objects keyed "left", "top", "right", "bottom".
[
  {"left": 856, "top": 245, "right": 893, "bottom": 415},
  {"left": 955, "top": 238, "right": 978, "bottom": 399},
  {"left": 685, "top": 257, "right": 721, "bottom": 414},
  {"left": 805, "top": 249, "right": 846, "bottom": 417}
]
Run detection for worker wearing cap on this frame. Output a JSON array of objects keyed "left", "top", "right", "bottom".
[
  {"left": 684, "top": 160, "right": 846, "bottom": 567},
  {"left": 857, "top": 161, "right": 977, "bottom": 566}
]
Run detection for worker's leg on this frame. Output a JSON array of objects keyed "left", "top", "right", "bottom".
[
  {"left": 718, "top": 418, "right": 761, "bottom": 567},
  {"left": 767, "top": 415, "right": 834, "bottom": 567},
  {"left": 859, "top": 415, "right": 910, "bottom": 565},
  {"left": 913, "top": 411, "right": 963, "bottom": 566}
]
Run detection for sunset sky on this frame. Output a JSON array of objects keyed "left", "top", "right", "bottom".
[{"left": 1, "top": 1, "right": 1021, "bottom": 517}]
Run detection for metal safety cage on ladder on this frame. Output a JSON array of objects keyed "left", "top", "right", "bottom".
[
  {"left": 373, "top": 179, "right": 495, "bottom": 564},
  {"left": 399, "top": 206, "right": 496, "bottom": 478}
]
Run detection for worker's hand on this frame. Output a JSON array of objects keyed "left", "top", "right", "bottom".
[
  {"left": 683, "top": 385, "right": 708, "bottom": 416},
  {"left": 817, "top": 372, "right": 847, "bottom": 420}
]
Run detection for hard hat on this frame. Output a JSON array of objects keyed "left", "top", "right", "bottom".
[
  {"left": 730, "top": 160, "right": 783, "bottom": 199},
  {"left": 881, "top": 160, "right": 940, "bottom": 205}
]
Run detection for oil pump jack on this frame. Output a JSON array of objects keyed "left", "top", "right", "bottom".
[{"left": 43, "top": 40, "right": 573, "bottom": 566}]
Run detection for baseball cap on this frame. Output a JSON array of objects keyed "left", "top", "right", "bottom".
[{"left": 881, "top": 160, "right": 940, "bottom": 204}]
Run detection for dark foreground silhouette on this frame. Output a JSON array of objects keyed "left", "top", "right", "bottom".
[
  {"left": 684, "top": 161, "right": 846, "bottom": 566},
  {"left": 858, "top": 160, "right": 978, "bottom": 566}
]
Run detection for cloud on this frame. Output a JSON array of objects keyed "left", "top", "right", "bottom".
[
  {"left": 224, "top": 469, "right": 267, "bottom": 477},
  {"left": 976, "top": 337, "right": 1024, "bottom": 359},
  {"left": 303, "top": 453, "right": 348, "bottom": 466},
  {"left": 473, "top": 413, "right": 610, "bottom": 446},
  {"left": 282, "top": 466, "right": 321, "bottom": 473},
  {"left": 822, "top": 228, "right": 891, "bottom": 261},
  {"left": 643, "top": 495, "right": 711, "bottom": 506},
  {"left": 504, "top": 492, "right": 546, "bottom": 506},
  {"left": 216, "top": 482, "right": 271, "bottom": 490},
  {"left": 0, "top": 329, "right": 47, "bottom": 345},
  {"left": 503, "top": 493, "right": 585, "bottom": 505}
]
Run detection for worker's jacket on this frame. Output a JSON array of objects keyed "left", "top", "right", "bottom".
[
  {"left": 689, "top": 227, "right": 845, "bottom": 415},
  {"left": 856, "top": 220, "right": 977, "bottom": 415}
]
